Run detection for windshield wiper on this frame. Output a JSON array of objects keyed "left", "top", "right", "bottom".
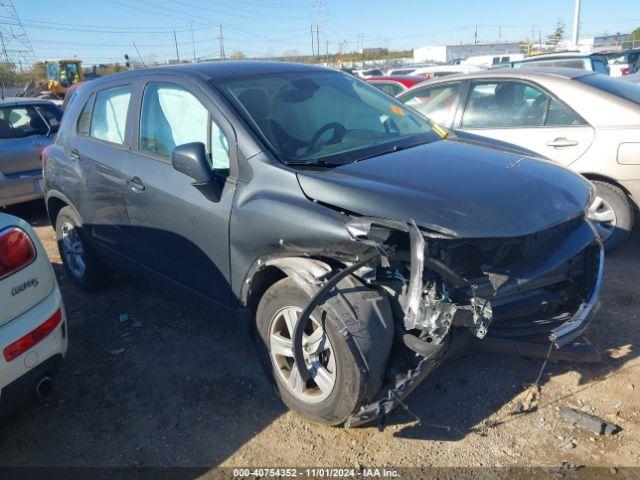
[
  {"left": 285, "top": 158, "right": 348, "bottom": 167},
  {"left": 354, "top": 140, "right": 431, "bottom": 163}
]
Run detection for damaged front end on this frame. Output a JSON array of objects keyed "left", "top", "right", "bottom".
[{"left": 288, "top": 213, "right": 604, "bottom": 428}]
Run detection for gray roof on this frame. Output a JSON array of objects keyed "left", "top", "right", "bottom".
[
  {"left": 0, "top": 97, "right": 58, "bottom": 107},
  {"left": 413, "top": 67, "right": 595, "bottom": 86},
  {"left": 85, "top": 60, "right": 331, "bottom": 89}
]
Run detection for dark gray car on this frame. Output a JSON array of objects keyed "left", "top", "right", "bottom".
[
  {"left": 44, "top": 62, "right": 603, "bottom": 427},
  {"left": 0, "top": 98, "right": 61, "bottom": 207}
]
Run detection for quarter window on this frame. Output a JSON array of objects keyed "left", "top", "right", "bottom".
[
  {"left": 77, "top": 93, "right": 95, "bottom": 136},
  {"left": 462, "top": 81, "right": 584, "bottom": 128},
  {"left": 90, "top": 86, "right": 131, "bottom": 144},
  {"left": 140, "top": 82, "right": 230, "bottom": 170},
  {"left": 402, "top": 83, "right": 461, "bottom": 125}
]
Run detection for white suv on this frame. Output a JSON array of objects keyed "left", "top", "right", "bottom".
[{"left": 0, "top": 213, "right": 67, "bottom": 416}]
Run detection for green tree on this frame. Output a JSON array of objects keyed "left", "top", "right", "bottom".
[
  {"left": 0, "top": 62, "right": 17, "bottom": 87},
  {"left": 545, "top": 20, "right": 566, "bottom": 49},
  {"left": 624, "top": 27, "right": 640, "bottom": 49}
]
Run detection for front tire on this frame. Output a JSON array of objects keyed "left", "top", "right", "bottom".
[
  {"left": 55, "top": 206, "right": 111, "bottom": 291},
  {"left": 255, "top": 276, "right": 392, "bottom": 425},
  {"left": 588, "top": 181, "right": 634, "bottom": 251}
]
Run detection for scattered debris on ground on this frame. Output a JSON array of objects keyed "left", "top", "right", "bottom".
[{"left": 560, "top": 407, "right": 622, "bottom": 436}]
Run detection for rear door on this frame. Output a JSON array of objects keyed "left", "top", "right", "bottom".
[
  {"left": 122, "top": 77, "right": 237, "bottom": 306},
  {"left": 0, "top": 104, "right": 56, "bottom": 175},
  {"left": 455, "top": 80, "right": 595, "bottom": 167},
  {"left": 67, "top": 85, "right": 133, "bottom": 253}
]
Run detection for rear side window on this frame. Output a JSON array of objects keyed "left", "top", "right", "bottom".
[
  {"left": 77, "top": 93, "right": 95, "bottom": 136},
  {"left": 34, "top": 104, "right": 62, "bottom": 133},
  {"left": 90, "top": 86, "right": 131, "bottom": 145}
]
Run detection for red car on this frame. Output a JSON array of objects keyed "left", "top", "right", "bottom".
[{"left": 365, "top": 75, "right": 423, "bottom": 96}]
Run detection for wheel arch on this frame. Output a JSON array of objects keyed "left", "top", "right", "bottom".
[
  {"left": 581, "top": 173, "right": 631, "bottom": 196},
  {"left": 45, "top": 191, "right": 77, "bottom": 228}
]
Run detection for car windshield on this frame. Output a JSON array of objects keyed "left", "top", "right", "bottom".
[
  {"left": 213, "top": 71, "right": 439, "bottom": 165},
  {"left": 578, "top": 73, "right": 640, "bottom": 105}
]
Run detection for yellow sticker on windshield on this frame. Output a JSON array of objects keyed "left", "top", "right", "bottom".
[{"left": 389, "top": 104, "right": 406, "bottom": 116}]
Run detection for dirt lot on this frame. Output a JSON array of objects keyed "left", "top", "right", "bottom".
[{"left": 1, "top": 201, "right": 639, "bottom": 470}]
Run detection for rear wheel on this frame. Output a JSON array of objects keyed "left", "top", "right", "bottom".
[
  {"left": 55, "top": 206, "right": 111, "bottom": 291},
  {"left": 588, "top": 181, "right": 634, "bottom": 251},
  {"left": 255, "top": 276, "right": 392, "bottom": 425}
]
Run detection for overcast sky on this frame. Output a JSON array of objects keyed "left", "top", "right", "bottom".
[{"left": 5, "top": 0, "right": 640, "bottom": 65}]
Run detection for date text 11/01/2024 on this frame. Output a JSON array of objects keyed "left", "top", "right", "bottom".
[{"left": 233, "top": 468, "right": 400, "bottom": 477}]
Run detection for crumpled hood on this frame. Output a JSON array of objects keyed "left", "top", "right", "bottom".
[{"left": 296, "top": 139, "right": 592, "bottom": 238}]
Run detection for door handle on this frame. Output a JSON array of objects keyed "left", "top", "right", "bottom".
[
  {"left": 547, "top": 138, "right": 579, "bottom": 148},
  {"left": 70, "top": 148, "right": 81, "bottom": 160},
  {"left": 127, "top": 176, "right": 146, "bottom": 192}
]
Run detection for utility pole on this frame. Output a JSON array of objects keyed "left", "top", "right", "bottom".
[
  {"left": 173, "top": 30, "right": 180, "bottom": 62},
  {"left": 0, "top": 31, "right": 8, "bottom": 63},
  {"left": 572, "top": 0, "right": 581, "bottom": 48},
  {"left": 326, "top": 40, "right": 329, "bottom": 65},
  {"left": 311, "top": 25, "right": 315, "bottom": 59},
  {"left": 219, "top": 23, "right": 225, "bottom": 60},
  {"left": 498, "top": 25, "right": 502, "bottom": 43},
  {"left": 315, "top": 0, "right": 322, "bottom": 61},
  {"left": 532, "top": 24, "right": 535, "bottom": 43},
  {"left": 133, "top": 42, "right": 146, "bottom": 67},
  {"left": 190, "top": 21, "right": 196, "bottom": 62},
  {"left": 474, "top": 25, "right": 478, "bottom": 45}
]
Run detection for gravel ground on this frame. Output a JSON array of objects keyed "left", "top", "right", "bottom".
[{"left": 0, "top": 201, "right": 639, "bottom": 470}]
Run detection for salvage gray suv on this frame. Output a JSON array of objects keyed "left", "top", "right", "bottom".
[{"left": 44, "top": 62, "right": 604, "bottom": 426}]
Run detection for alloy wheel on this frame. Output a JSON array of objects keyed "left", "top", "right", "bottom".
[
  {"left": 61, "top": 222, "right": 86, "bottom": 278},
  {"left": 268, "top": 306, "right": 336, "bottom": 403},
  {"left": 587, "top": 195, "right": 617, "bottom": 242}
]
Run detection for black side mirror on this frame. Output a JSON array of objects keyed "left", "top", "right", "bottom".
[
  {"left": 172, "top": 142, "right": 222, "bottom": 202},
  {"left": 172, "top": 142, "right": 212, "bottom": 184}
]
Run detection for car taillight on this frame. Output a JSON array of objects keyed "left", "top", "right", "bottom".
[
  {"left": 40, "top": 144, "right": 53, "bottom": 171},
  {"left": 0, "top": 227, "right": 36, "bottom": 279},
  {"left": 3, "top": 309, "right": 62, "bottom": 362},
  {"left": 621, "top": 67, "right": 630, "bottom": 76}
]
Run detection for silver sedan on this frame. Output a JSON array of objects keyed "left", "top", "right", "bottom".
[
  {"left": 398, "top": 68, "right": 640, "bottom": 250},
  {"left": 0, "top": 98, "right": 61, "bottom": 207}
]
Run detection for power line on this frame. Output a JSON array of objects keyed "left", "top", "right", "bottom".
[{"left": 0, "top": 0, "right": 38, "bottom": 67}]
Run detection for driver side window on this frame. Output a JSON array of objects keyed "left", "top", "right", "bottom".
[{"left": 140, "top": 82, "right": 230, "bottom": 170}]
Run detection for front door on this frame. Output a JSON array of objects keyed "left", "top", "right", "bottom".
[
  {"left": 122, "top": 79, "right": 236, "bottom": 306},
  {"left": 458, "top": 80, "right": 595, "bottom": 167}
]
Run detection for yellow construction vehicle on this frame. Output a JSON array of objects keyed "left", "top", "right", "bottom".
[
  {"left": 45, "top": 59, "right": 84, "bottom": 97},
  {"left": 17, "top": 59, "right": 84, "bottom": 100}
]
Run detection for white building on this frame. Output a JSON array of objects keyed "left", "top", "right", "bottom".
[{"left": 413, "top": 42, "right": 526, "bottom": 64}]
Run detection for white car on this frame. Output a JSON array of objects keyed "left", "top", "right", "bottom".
[
  {"left": 0, "top": 213, "right": 67, "bottom": 416},
  {"left": 398, "top": 68, "right": 640, "bottom": 250}
]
